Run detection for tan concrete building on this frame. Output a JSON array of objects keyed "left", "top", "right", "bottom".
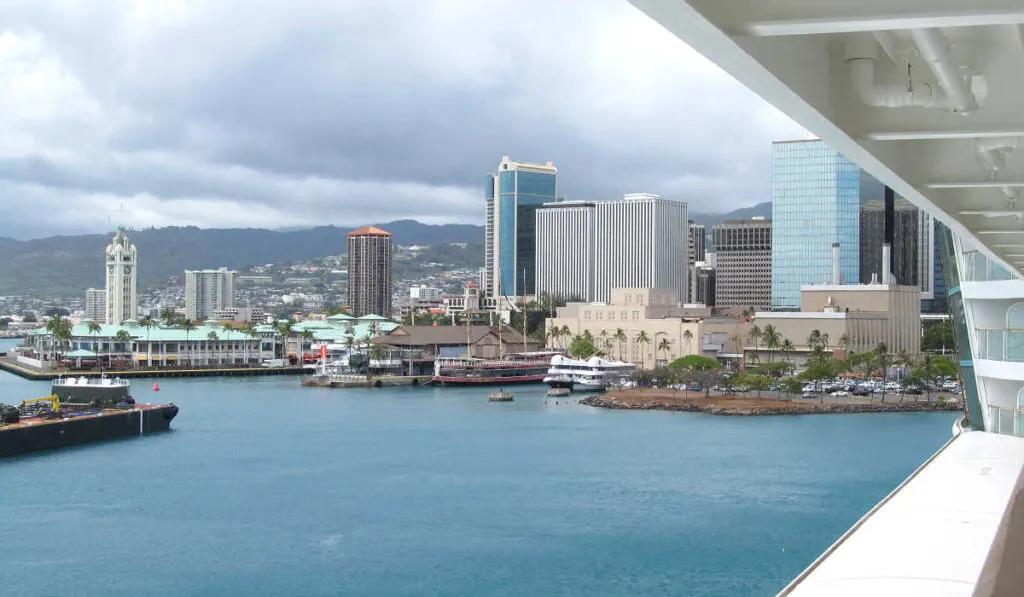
[
  {"left": 750, "top": 282, "right": 921, "bottom": 366},
  {"left": 545, "top": 288, "right": 704, "bottom": 368}
]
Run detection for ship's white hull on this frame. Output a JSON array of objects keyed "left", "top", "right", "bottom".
[{"left": 544, "top": 355, "right": 635, "bottom": 392}]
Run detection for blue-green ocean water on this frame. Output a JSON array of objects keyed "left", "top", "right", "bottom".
[{"left": 0, "top": 339, "right": 956, "bottom": 596}]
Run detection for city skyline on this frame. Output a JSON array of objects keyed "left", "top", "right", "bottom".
[{"left": 0, "top": 0, "right": 805, "bottom": 239}]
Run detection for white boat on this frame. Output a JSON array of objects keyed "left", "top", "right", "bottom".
[{"left": 543, "top": 355, "right": 636, "bottom": 391}]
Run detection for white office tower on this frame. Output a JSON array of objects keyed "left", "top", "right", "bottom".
[
  {"left": 105, "top": 227, "right": 138, "bottom": 325},
  {"left": 535, "top": 201, "right": 597, "bottom": 302},
  {"left": 85, "top": 288, "right": 107, "bottom": 322},
  {"left": 536, "top": 194, "right": 689, "bottom": 303},
  {"left": 185, "top": 268, "right": 236, "bottom": 321}
]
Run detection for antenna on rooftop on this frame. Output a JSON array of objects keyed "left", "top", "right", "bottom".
[{"left": 107, "top": 202, "right": 134, "bottom": 231}]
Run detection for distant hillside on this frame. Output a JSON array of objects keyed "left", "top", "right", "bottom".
[
  {"left": 1, "top": 204, "right": 773, "bottom": 296},
  {"left": 690, "top": 201, "right": 771, "bottom": 230},
  {"left": 0, "top": 220, "right": 485, "bottom": 296}
]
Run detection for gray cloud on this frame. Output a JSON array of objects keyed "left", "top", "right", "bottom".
[{"left": 0, "top": 0, "right": 805, "bottom": 239}]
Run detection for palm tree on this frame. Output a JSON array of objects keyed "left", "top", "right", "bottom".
[
  {"left": 838, "top": 333, "right": 850, "bottom": 354},
  {"left": 300, "top": 329, "right": 315, "bottom": 364},
  {"left": 682, "top": 329, "right": 694, "bottom": 355},
  {"left": 160, "top": 308, "right": 178, "bottom": 326},
  {"left": 657, "top": 337, "right": 672, "bottom": 365},
  {"left": 560, "top": 325, "right": 572, "bottom": 350},
  {"left": 243, "top": 322, "right": 260, "bottom": 366},
  {"left": 599, "top": 329, "right": 609, "bottom": 353},
  {"left": 114, "top": 329, "right": 133, "bottom": 368},
  {"left": 86, "top": 320, "right": 102, "bottom": 367},
  {"left": 807, "top": 329, "right": 822, "bottom": 350},
  {"left": 747, "top": 324, "right": 762, "bottom": 365},
  {"left": 917, "top": 353, "right": 937, "bottom": 401},
  {"left": 180, "top": 319, "right": 197, "bottom": 367},
  {"left": 602, "top": 337, "right": 614, "bottom": 356},
  {"left": 368, "top": 342, "right": 387, "bottom": 380},
  {"left": 874, "top": 343, "right": 891, "bottom": 402},
  {"left": 547, "top": 325, "right": 559, "bottom": 349},
  {"left": 635, "top": 330, "right": 651, "bottom": 369},
  {"left": 275, "top": 320, "right": 295, "bottom": 361},
  {"left": 761, "top": 324, "right": 781, "bottom": 363},
  {"left": 344, "top": 335, "right": 356, "bottom": 369},
  {"left": 207, "top": 331, "right": 219, "bottom": 366},
  {"left": 46, "top": 315, "right": 73, "bottom": 367},
  {"left": 614, "top": 328, "right": 627, "bottom": 360},
  {"left": 895, "top": 348, "right": 911, "bottom": 376},
  {"left": 139, "top": 316, "right": 156, "bottom": 367},
  {"left": 780, "top": 339, "right": 795, "bottom": 365}
]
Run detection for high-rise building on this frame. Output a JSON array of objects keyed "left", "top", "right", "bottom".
[
  {"left": 772, "top": 139, "right": 936, "bottom": 310},
  {"left": 713, "top": 218, "right": 772, "bottom": 310},
  {"left": 347, "top": 226, "right": 393, "bottom": 317},
  {"left": 185, "top": 268, "right": 236, "bottom": 321},
  {"left": 688, "top": 220, "right": 706, "bottom": 264},
  {"left": 534, "top": 201, "right": 597, "bottom": 302},
  {"left": 104, "top": 227, "right": 138, "bottom": 325},
  {"left": 692, "top": 263, "right": 716, "bottom": 307},
  {"left": 536, "top": 194, "right": 689, "bottom": 303},
  {"left": 485, "top": 156, "right": 558, "bottom": 297},
  {"left": 85, "top": 288, "right": 106, "bottom": 322}
]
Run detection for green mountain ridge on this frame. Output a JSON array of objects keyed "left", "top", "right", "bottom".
[
  {"left": 0, "top": 204, "right": 771, "bottom": 296},
  {"left": 0, "top": 220, "right": 483, "bottom": 296}
]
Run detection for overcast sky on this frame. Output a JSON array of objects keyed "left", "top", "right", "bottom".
[{"left": 0, "top": 0, "right": 806, "bottom": 239}]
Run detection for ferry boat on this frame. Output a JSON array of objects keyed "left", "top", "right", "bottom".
[
  {"left": 432, "top": 351, "right": 564, "bottom": 385},
  {"left": 543, "top": 355, "right": 636, "bottom": 392}
]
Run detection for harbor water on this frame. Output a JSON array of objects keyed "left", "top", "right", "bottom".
[{"left": 0, "top": 340, "right": 956, "bottom": 596}]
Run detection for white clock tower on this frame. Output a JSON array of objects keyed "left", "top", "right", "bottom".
[{"left": 105, "top": 226, "right": 138, "bottom": 325}]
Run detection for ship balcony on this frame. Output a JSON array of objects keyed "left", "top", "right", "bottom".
[
  {"left": 987, "top": 406, "right": 1024, "bottom": 439},
  {"left": 976, "top": 330, "right": 1024, "bottom": 363}
]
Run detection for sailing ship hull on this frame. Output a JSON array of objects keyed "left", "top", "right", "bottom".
[{"left": 432, "top": 373, "right": 548, "bottom": 386}]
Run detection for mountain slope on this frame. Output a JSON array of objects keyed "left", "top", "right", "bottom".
[
  {"left": 1, "top": 203, "right": 772, "bottom": 296},
  {"left": 0, "top": 221, "right": 485, "bottom": 295},
  {"left": 690, "top": 201, "right": 771, "bottom": 230}
]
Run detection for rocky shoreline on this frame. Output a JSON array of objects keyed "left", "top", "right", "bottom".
[{"left": 580, "top": 391, "right": 963, "bottom": 416}]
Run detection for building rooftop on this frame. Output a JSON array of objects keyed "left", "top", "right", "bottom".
[
  {"left": 372, "top": 325, "right": 534, "bottom": 347},
  {"left": 347, "top": 226, "right": 392, "bottom": 237}
]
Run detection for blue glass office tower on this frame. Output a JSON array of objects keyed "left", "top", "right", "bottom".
[
  {"left": 772, "top": 139, "right": 939, "bottom": 311},
  {"left": 772, "top": 140, "right": 861, "bottom": 310},
  {"left": 484, "top": 157, "right": 558, "bottom": 297}
]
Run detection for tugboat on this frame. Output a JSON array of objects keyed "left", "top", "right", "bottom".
[
  {"left": 0, "top": 376, "right": 179, "bottom": 457},
  {"left": 488, "top": 389, "right": 515, "bottom": 402}
]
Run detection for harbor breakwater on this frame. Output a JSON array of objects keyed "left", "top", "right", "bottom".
[{"left": 581, "top": 390, "right": 963, "bottom": 416}]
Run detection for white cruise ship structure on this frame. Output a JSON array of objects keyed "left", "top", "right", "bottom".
[
  {"left": 624, "top": 1, "right": 1024, "bottom": 594},
  {"left": 544, "top": 355, "right": 635, "bottom": 391}
]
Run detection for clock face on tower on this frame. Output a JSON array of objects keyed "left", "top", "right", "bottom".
[{"left": 124, "top": 266, "right": 131, "bottom": 275}]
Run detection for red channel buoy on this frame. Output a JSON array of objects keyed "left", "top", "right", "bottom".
[{"left": 153, "top": 382, "right": 160, "bottom": 392}]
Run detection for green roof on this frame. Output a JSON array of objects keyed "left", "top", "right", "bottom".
[
  {"left": 35, "top": 322, "right": 259, "bottom": 342},
  {"left": 33, "top": 315, "right": 401, "bottom": 343},
  {"left": 66, "top": 349, "right": 98, "bottom": 358}
]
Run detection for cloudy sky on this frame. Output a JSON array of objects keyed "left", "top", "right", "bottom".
[{"left": 0, "top": 0, "right": 805, "bottom": 239}]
